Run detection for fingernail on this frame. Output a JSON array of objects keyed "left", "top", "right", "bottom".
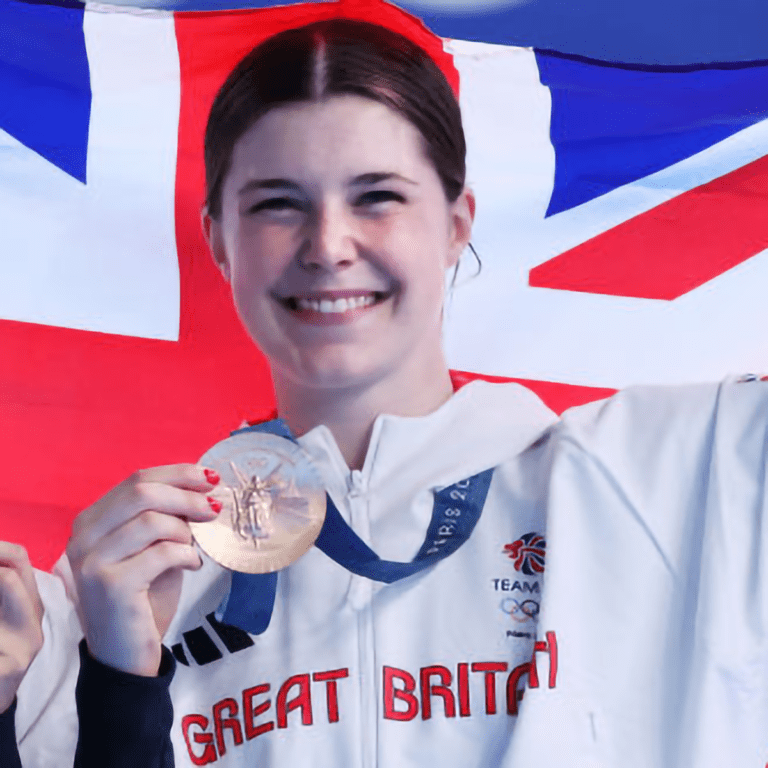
[
  {"left": 207, "top": 497, "right": 222, "bottom": 514},
  {"left": 204, "top": 468, "right": 220, "bottom": 485}
]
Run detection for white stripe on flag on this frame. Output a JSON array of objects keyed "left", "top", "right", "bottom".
[
  {"left": 444, "top": 39, "right": 768, "bottom": 387},
  {"left": 0, "top": 7, "right": 180, "bottom": 340}
]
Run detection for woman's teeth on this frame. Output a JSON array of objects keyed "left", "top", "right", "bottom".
[{"left": 296, "top": 295, "right": 377, "bottom": 313}]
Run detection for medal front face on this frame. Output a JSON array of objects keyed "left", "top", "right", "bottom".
[{"left": 189, "top": 432, "right": 327, "bottom": 574}]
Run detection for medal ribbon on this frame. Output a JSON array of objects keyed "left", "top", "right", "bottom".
[{"left": 220, "top": 419, "right": 494, "bottom": 634}]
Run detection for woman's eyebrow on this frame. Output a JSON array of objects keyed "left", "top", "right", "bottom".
[
  {"left": 238, "top": 178, "right": 302, "bottom": 195},
  {"left": 350, "top": 172, "right": 417, "bottom": 186},
  {"left": 237, "top": 172, "right": 417, "bottom": 196}
]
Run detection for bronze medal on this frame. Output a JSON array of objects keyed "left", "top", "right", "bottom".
[{"left": 189, "top": 432, "right": 327, "bottom": 574}]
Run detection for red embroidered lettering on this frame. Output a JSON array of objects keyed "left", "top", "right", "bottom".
[
  {"left": 242, "top": 684, "right": 274, "bottom": 740},
  {"left": 276, "top": 674, "right": 313, "bottom": 728},
  {"left": 420, "top": 665, "right": 456, "bottom": 720},
  {"left": 471, "top": 662, "right": 508, "bottom": 715},
  {"left": 545, "top": 631, "right": 558, "bottom": 688},
  {"left": 383, "top": 666, "right": 419, "bottom": 721},
  {"left": 213, "top": 698, "right": 243, "bottom": 757},
  {"left": 529, "top": 631, "right": 558, "bottom": 689},
  {"left": 181, "top": 714, "right": 217, "bottom": 766},
  {"left": 457, "top": 662, "right": 471, "bottom": 717},
  {"left": 506, "top": 662, "right": 530, "bottom": 716},
  {"left": 312, "top": 668, "right": 349, "bottom": 724}
]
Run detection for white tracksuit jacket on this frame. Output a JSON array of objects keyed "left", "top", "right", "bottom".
[{"left": 15, "top": 377, "right": 768, "bottom": 767}]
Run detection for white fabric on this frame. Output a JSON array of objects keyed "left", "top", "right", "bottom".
[
  {"left": 446, "top": 40, "right": 768, "bottom": 388},
  {"left": 16, "top": 378, "right": 768, "bottom": 767},
  {"left": 16, "top": 569, "right": 83, "bottom": 768},
  {"left": 0, "top": 9, "right": 180, "bottom": 340}
]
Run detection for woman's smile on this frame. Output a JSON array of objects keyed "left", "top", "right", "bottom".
[{"left": 276, "top": 289, "right": 393, "bottom": 325}]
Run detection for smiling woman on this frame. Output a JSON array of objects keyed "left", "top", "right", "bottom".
[
  {"left": 204, "top": 95, "right": 474, "bottom": 468},
  {"left": 10, "top": 14, "right": 768, "bottom": 768},
  {"left": 201, "top": 20, "right": 474, "bottom": 469}
]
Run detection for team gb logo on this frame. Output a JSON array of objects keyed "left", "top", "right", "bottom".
[{"left": 504, "top": 533, "right": 546, "bottom": 575}]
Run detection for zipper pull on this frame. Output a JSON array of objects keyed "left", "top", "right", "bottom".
[{"left": 347, "top": 468, "right": 367, "bottom": 498}]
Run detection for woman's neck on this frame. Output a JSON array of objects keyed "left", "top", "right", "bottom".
[{"left": 272, "top": 362, "right": 455, "bottom": 471}]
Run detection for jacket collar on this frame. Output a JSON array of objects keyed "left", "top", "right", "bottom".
[{"left": 297, "top": 380, "right": 558, "bottom": 496}]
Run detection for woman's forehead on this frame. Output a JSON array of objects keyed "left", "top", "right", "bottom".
[{"left": 225, "top": 96, "right": 435, "bottom": 190}]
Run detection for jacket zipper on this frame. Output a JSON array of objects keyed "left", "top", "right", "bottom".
[{"left": 347, "top": 469, "right": 377, "bottom": 768}]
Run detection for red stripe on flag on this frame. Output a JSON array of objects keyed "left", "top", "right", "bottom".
[
  {"left": 449, "top": 370, "right": 616, "bottom": 414},
  {"left": 529, "top": 154, "right": 768, "bottom": 300},
  {"left": 1, "top": 1, "right": 460, "bottom": 570},
  {"left": 0, "top": 316, "right": 274, "bottom": 570}
]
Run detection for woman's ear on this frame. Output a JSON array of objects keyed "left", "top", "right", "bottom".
[
  {"left": 447, "top": 187, "right": 476, "bottom": 269},
  {"left": 201, "top": 207, "right": 231, "bottom": 282}
]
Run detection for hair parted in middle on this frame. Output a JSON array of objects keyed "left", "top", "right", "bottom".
[{"left": 204, "top": 18, "right": 467, "bottom": 220}]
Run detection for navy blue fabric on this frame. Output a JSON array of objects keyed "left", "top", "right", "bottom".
[
  {"left": 315, "top": 469, "right": 493, "bottom": 583},
  {"left": 0, "top": 697, "right": 22, "bottom": 768},
  {"left": 232, "top": 419, "right": 293, "bottom": 440},
  {"left": 0, "top": 0, "right": 91, "bottom": 182},
  {"left": 537, "top": 51, "right": 768, "bottom": 215},
  {"left": 13, "top": 0, "right": 768, "bottom": 68},
  {"left": 223, "top": 570, "right": 277, "bottom": 635},
  {"left": 221, "top": 419, "right": 494, "bottom": 633},
  {"left": 74, "top": 640, "right": 175, "bottom": 768}
]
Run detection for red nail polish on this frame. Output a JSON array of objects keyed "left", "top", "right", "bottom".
[
  {"left": 207, "top": 497, "right": 222, "bottom": 514},
  {"left": 204, "top": 469, "right": 220, "bottom": 485}
]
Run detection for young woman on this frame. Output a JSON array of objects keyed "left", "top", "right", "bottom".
[{"left": 12, "top": 16, "right": 768, "bottom": 768}]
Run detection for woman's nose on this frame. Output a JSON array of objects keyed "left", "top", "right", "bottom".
[{"left": 299, "top": 203, "right": 357, "bottom": 271}]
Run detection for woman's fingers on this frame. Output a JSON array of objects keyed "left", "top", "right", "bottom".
[
  {"left": 77, "top": 538, "right": 202, "bottom": 676},
  {"left": 68, "top": 465, "right": 218, "bottom": 562},
  {"left": 77, "top": 510, "right": 199, "bottom": 588},
  {"left": 0, "top": 544, "right": 44, "bottom": 628},
  {"left": 0, "top": 559, "right": 44, "bottom": 713},
  {"left": 114, "top": 540, "right": 203, "bottom": 594},
  {"left": 78, "top": 536, "right": 202, "bottom": 617},
  {"left": 0, "top": 567, "right": 39, "bottom": 637},
  {"left": 0, "top": 542, "right": 30, "bottom": 567}
]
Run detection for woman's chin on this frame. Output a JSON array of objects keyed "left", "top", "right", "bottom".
[{"left": 281, "top": 353, "right": 388, "bottom": 394}]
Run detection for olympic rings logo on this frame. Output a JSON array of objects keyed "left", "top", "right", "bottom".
[{"left": 500, "top": 597, "right": 540, "bottom": 623}]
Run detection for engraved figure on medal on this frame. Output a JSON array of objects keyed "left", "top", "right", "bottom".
[
  {"left": 224, "top": 462, "right": 311, "bottom": 543},
  {"left": 189, "top": 433, "right": 326, "bottom": 574}
]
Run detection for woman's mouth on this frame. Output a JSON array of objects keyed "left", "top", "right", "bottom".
[{"left": 278, "top": 291, "right": 391, "bottom": 324}]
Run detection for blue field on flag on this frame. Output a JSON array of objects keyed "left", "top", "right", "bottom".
[
  {"left": 0, "top": 0, "right": 91, "bottom": 182},
  {"left": 537, "top": 51, "right": 768, "bottom": 216}
]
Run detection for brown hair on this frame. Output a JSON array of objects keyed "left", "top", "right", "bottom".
[{"left": 203, "top": 18, "right": 467, "bottom": 220}]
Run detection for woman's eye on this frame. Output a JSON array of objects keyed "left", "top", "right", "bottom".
[
  {"left": 248, "top": 198, "right": 303, "bottom": 214},
  {"left": 356, "top": 190, "right": 405, "bottom": 207}
]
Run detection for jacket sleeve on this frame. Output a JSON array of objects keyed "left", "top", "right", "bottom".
[
  {"left": 550, "top": 378, "right": 768, "bottom": 764},
  {"left": 16, "top": 565, "right": 83, "bottom": 768},
  {"left": 0, "top": 698, "right": 23, "bottom": 768},
  {"left": 74, "top": 640, "right": 176, "bottom": 768}
]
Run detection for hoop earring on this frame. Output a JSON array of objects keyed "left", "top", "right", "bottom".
[{"left": 450, "top": 242, "right": 482, "bottom": 289}]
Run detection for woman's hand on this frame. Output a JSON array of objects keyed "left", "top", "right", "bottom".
[
  {"left": 66, "top": 465, "right": 220, "bottom": 677},
  {"left": 0, "top": 543, "right": 44, "bottom": 714}
]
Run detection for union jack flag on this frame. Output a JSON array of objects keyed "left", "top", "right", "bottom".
[{"left": 3, "top": 0, "right": 768, "bottom": 568}]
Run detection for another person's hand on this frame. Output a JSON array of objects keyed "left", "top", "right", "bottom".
[
  {"left": 66, "top": 465, "right": 220, "bottom": 677},
  {"left": 0, "top": 543, "right": 44, "bottom": 713}
]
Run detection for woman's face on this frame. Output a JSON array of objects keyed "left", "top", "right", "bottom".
[{"left": 204, "top": 95, "right": 474, "bottom": 391}]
